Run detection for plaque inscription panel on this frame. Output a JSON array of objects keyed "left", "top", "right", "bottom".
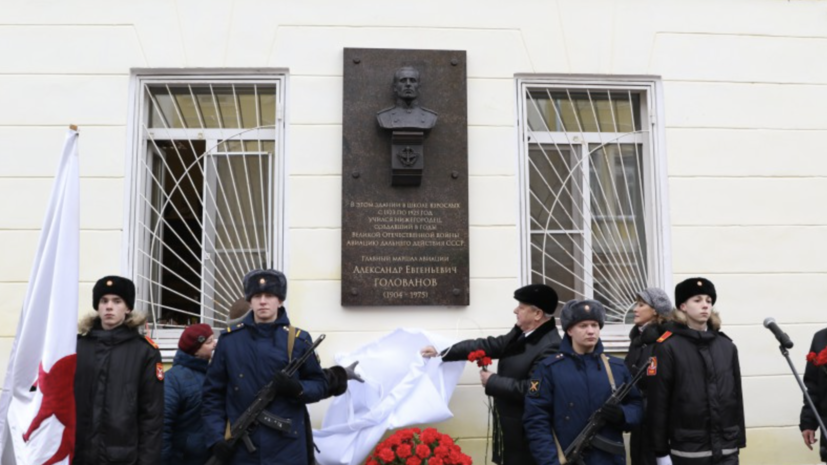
[{"left": 342, "top": 48, "right": 469, "bottom": 306}]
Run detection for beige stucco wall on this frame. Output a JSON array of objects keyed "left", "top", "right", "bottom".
[{"left": 2, "top": 0, "right": 827, "bottom": 463}]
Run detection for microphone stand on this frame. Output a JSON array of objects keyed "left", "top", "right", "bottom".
[{"left": 778, "top": 344, "right": 827, "bottom": 435}]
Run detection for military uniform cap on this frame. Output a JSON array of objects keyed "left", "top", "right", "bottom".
[
  {"left": 513, "top": 284, "right": 559, "bottom": 315},
  {"left": 243, "top": 269, "right": 287, "bottom": 301},
  {"left": 674, "top": 277, "right": 716, "bottom": 306},
  {"left": 92, "top": 275, "right": 136, "bottom": 310},
  {"left": 560, "top": 299, "right": 605, "bottom": 331}
]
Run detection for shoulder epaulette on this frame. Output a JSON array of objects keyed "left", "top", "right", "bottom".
[
  {"left": 656, "top": 331, "right": 673, "bottom": 343},
  {"left": 543, "top": 353, "right": 566, "bottom": 366},
  {"left": 143, "top": 335, "right": 159, "bottom": 349},
  {"left": 222, "top": 323, "right": 246, "bottom": 335}
]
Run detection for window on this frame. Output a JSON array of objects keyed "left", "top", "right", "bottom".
[
  {"left": 516, "top": 76, "right": 671, "bottom": 341},
  {"left": 125, "top": 71, "right": 287, "bottom": 341}
]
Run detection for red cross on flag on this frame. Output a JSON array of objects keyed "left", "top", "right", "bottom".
[{"left": 0, "top": 128, "right": 80, "bottom": 465}]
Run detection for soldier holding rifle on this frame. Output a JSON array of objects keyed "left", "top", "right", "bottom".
[
  {"left": 202, "top": 269, "right": 327, "bottom": 465},
  {"left": 523, "top": 299, "right": 643, "bottom": 465}
]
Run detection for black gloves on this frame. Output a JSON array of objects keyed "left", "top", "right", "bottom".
[
  {"left": 600, "top": 403, "right": 625, "bottom": 426},
  {"left": 211, "top": 440, "right": 234, "bottom": 461},
  {"left": 343, "top": 361, "right": 364, "bottom": 383},
  {"left": 274, "top": 372, "right": 303, "bottom": 398}
]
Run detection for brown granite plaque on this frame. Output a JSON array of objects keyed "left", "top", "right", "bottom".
[{"left": 342, "top": 48, "right": 469, "bottom": 306}]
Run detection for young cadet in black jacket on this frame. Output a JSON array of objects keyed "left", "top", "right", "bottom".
[
  {"left": 74, "top": 276, "right": 164, "bottom": 465},
  {"left": 624, "top": 287, "right": 673, "bottom": 465},
  {"left": 648, "top": 278, "right": 746, "bottom": 465},
  {"left": 420, "top": 284, "right": 562, "bottom": 465},
  {"left": 800, "top": 327, "right": 827, "bottom": 462}
]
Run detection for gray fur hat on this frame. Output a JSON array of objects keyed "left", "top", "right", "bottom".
[
  {"left": 243, "top": 269, "right": 287, "bottom": 301},
  {"left": 560, "top": 299, "right": 605, "bottom": 331},
  {"left": 636, "top": 287, "right": 673, "bottom": 316}
]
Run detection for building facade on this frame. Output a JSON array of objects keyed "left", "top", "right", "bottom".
[{"left": 1, "top": 0, "right": 826, "bottom": 463}]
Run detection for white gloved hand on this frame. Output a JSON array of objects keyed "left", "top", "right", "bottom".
[{"left": 656, "top": 456, "right": 673, "bottom": 465}]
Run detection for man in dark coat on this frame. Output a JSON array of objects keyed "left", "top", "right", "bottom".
[
  {"left": 163, "top": 323, "right": 217, "bottom": 465},
  {"left": 74, "top": 275, "right": 164, "bottom": 465},
  {"left": 648, "top": 278, "right": 745, "bottom": 465},
  {"left": 800, "top": 327, "right": 827, "bottom": 462},
  {"left": 524, "top": 299, "right": 643, "bottom": 465},
  {"left": 420, "top": 283, "right": 562, "bottom": 465},
  {"left": 202, "top": 269, "right": 327, "bottom": 465}
]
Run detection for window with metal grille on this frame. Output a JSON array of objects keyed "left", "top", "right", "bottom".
[
  {"left": 125, "top": 72, "right": 286, "bottom": 342},
  {"left": 516, "top": 76, "right": 671, "bottom": 340}
]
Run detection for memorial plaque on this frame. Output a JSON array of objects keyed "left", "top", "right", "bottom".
[{"left": 342, "top": 48, "right": 469, "bottom": 306}]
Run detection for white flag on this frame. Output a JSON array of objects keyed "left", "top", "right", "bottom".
[
  {"left": 0, "top": 129, "right": 80, "bottom": 465},
  {"left": 313, "top": 328, "right": 464, "bottom": 465}
]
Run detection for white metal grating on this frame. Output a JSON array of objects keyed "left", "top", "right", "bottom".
[{"left": 131, "top": 80, "right": 282, "bottom": 331}]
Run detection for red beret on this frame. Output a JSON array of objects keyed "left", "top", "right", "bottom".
[{"left": 178, "top": 324, "right": 214, "bottom": 355}]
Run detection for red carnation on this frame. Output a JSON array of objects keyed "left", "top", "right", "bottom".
[
  {"left": 406, "top": 458, "right": 422, "bottom": 465},
  {"left": 816, "top": 347, "right": 827, "bottom": 367},
  {"left": 416, "top": 444, "right": 431, "bottom": 459},
  {"left": 378, "top": 447, "right": 395, "bottom": 462},
  {"left": 421, "top": 427, "right": 439, "bottom": 445},
  {"left": 430, "top": 458, "right": 444, "bottom": 465},
  {"left": 366, "top": 460, "right": 379, "bottom": 465},
  {"left": 808, "top": 351, "right": 817, "bottom": 363},
  {"left": 482, "top": 356, "right": 492, "bottom": 366},
  {"left": 397, "top": 444, "right": 413, "bottom": 459}
]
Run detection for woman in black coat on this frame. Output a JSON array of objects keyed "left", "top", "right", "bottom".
[
  {"left": 800, "top": 327, "right": 827, "bottom": 462},
  {"left": 624, "top": 287, "right": 673, "bottom": 465},
  {"left": 647, "top": 278, "right": 745, "bottom": 465},
  {"left": 74, "top": 276, "right": 164, "bottom": 465},
  {"left": 421, "top": 284, "right": 562, "bottom": 465}
]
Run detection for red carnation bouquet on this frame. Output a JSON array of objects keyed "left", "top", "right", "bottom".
[
  {"left": 468, "top": 350, "right": 492, "bottom": 371},
  {"left": 365, "top": 427, "right": 473, "bottom": 465},
  {"left": 806, "top": 347, "right": 827, "bottom": 374}
]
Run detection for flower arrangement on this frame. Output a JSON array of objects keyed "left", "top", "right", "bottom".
[
  {"left": 467, "top": 350, "right": 492, "bottom": 371},
  {"left": 807, "top": 347, "right": 827, "bottom": 373},
  {"left": 365, "top": 427, "right": 473, "bottom": 465}
]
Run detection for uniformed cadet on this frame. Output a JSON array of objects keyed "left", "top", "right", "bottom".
[
  {"left": 202, "top": 269, "right": 327, "bottom": 465},
  {"left": 523, "top": 299, "right": 643, "bottom": 465},
  {"left": 647, "top": 278, "right": 745, "bottom": 465},
  {"left": 74, "top": 275, "right": 164, "bottom": 465},
  {"left": 420, "top": 283, "right": 562, "bottom": 465}
]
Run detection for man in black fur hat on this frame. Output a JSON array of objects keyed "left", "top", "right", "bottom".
[{"left": 420, "top": 284, "right": 562, "bottom": 465}]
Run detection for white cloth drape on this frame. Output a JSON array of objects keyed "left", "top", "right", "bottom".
[
  {"left": 0, "top": 129, "right": 80, "bottom": 465},
  {"left": 313, "top": 328, "right": 463, "bottom": 465}
]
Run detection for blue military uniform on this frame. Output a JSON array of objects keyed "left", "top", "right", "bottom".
[
  {"left": 523, "top": 337, "right": 643, "bottom": 465},
  {"left": 202, "top": 309, "right": 327, "bottom": 465}
]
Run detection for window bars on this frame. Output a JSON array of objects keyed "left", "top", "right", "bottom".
[
  {"left": 520, "top": 82, "right": 665, "bottom": 324},
  {"left": 133, "top": 81, "right": 281, "bottom": 329}
]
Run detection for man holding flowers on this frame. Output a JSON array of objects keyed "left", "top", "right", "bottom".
[{"left": 420, "top": 284, "right": 562, "bottom": 465}]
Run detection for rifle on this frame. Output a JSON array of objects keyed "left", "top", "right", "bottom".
[
  {"left": 205, "top": 333, "right": 326, "bottom": 465},
  {"left": 562, "top": 358, "right": 650, "bottom": 465}
]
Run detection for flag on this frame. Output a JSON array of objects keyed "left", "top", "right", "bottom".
[
  {"left": 0, "top": 128, "right": 80, "bottom": 465},
  {"left": 313, "top": 328, "right": 464, "bottom": 465}
]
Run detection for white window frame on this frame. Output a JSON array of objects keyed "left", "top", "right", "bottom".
[
  {"left": 123, "top": 69, "right": 289, "bottom": 359},
  {"left": 515, "top": 74, "right": 672, "bottom": 350}
]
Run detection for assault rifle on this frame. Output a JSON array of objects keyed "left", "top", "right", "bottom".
[
  {"left": 205, "top": 333, "right": 326, "bottom": 465},
  {"left": 563, "top": 358, "right": 650, "bottom": 465}
]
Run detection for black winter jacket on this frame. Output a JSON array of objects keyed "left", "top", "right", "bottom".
[
  {"left": 800, "top": 327, "right": 827, "bottom": 462},
  {"left": 163, "top": 350, "right": 209, "bottom": 465},
  {"left": 624, "top": 323, "right": 667, "bottom": 465},
  {"left": 647, "top": 319, "right": 746, "bottom": 462},
  {"left": 442, "top": 320, "right": 561, "bottom": 465},
  {"left": 73, "top": 316, "right": 164, "bottom": 465}
]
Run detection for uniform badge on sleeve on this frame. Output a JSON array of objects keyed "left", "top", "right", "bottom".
[
  {"left": 647, "top": 357, "right": 657, "bottom": 377},
  {"left": 156, "top": 363, "right": 165, "bottom": 381},
  {"left": 528, "top": 379, "right": 541, "bottom": 397}
]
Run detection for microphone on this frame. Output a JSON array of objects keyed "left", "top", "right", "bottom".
[{"left": 763, "top": 317, "right": 793, "bottom": 349}]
